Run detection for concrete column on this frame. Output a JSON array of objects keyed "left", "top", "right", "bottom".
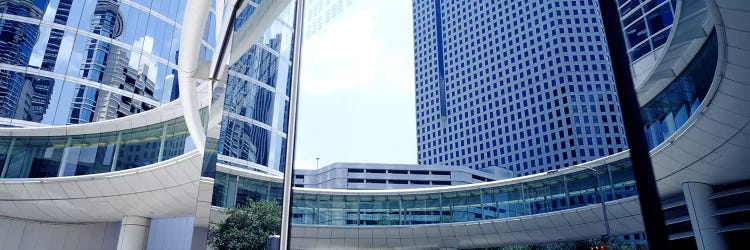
[
  {"left": 682, "top": 182, "right": 727, "bottom": 250},
  {"left": 117, "top": 216, "right": 151, "bottom": 250}
]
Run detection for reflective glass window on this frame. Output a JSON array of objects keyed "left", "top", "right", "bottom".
[
  {"left": 624, "top": 19, "right": 648, "bottom": 48},
  {"left": 645, "top": 4, "right": 673, "bottom": 35},
  {"left": 224, "top": 76, "right": 275, "bottom": 125},
  {"left": 115, "top": 123, "right": 163, "bottom": 170},
  {"left": 61, "top": 132, "right": 118, "bottom": 176},
  {"left": 219, "top": 116, "right": 271, "bottom": 167},
  {"left": 2, "top": 136, "right": 66, "bottom": 178}
]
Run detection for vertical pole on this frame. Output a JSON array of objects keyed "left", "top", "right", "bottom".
[
  {"left": 399, "top": 196, "right": 404, "bottom": 225},
  {"left": 520, "top": 183, "right": 527, "bottom": 215},
  {"left": 562, "top": 174, "right": 570, "bottom": 209},
  {"left": 280, "top": 0, "right": 305, "bottom": 248},
  {"left": 111, "top": 131, "right": 122, "bottom": 172},
  {"left": 157, "top": 123, "right": 168, "bottom": 161},
  {"left": 479, "top": 189, "right": 485, "bottom": 219},
  {"left": 607, "top": 164, "right": 616, "bottom": 199},
  {"left": 597, "top": 0, "right": 669, "bottom": 248},
  {"left": 57, "top": 137, "right": 74, "bottom": 177},
  {"left": 439, "top": 194, "right": 443, "bottom": 222},
  {"left": 595, "top": 169, "right": 612, "bottom": 249},
  {"left": 1, "top": 138, "right": 16, "bottom": 178}
]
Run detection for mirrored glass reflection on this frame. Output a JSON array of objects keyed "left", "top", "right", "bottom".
[
  {"left": 0, "top": 115, "right": 192, "bottom": 178},
  {"left": 201, "top": 0, "right": 300, "bottom": 248},
  {"left": 0, "top": 0, "right": 198, "bottom": 127}
]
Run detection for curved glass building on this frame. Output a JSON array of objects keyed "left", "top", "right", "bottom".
[
  {"left": 618, "top": 0, "right": 676, "bottom": 62},
  {"left": 617, "top": 0, "right": 678, "bottom": 86},
  {"left": 0, "top": 0, "right": 215, "bottom": 127},
  {"left": 0, "top": 0, "right": 303, "bottom": 249},
  {"left": 218, "top": 2, "right": 297, "bottom": 174}
]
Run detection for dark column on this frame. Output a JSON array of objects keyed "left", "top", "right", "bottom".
[{"left": 597, "top": 0, "right": 669, "bottom": 248}]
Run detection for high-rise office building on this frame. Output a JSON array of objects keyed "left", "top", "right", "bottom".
[
  {"left": 216, "top": 2, "right": 298, "bottom": 176},
  {"left": 0, "top": 0, "right": 46, "bottom": 122},
  {"left": 413, "top": 0, "right": 628, "bottom": 176},
  {"left": 0, "top": 0, "right": 191, "bottom": 127}
]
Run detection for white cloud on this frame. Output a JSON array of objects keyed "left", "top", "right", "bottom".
[
  {"left": 300, "top": 6, "right": 382, "bottom": 95},
  {"left": 130, "top": 36, "right": 159, "bottom": 81},
  {"left": 29, "top": 27, "right": 51, "bottom": 68}
]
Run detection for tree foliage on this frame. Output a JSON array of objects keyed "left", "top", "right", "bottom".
[
  {"left": 377, "top": 214, "right": 399, "bottom": 225},
  {"left": 208, "top": 200, "right": 282, "bottom": 250},
  {"left": 486, "top": 236, "right": 646, "bottom": 250}
]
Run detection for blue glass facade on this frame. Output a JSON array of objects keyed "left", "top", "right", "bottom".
[
  {"left": 290, "top": 160, "right": 636, "bottom": 226},
  {"left": 0, "top": 0, "right": 215, "bottom": 127},
  {"left": 641, "top": 31, "right": 717, "bottom": 149},
  {"left": 0, "top": 115, "right": 194, "bottom": 178},
  {"left": 217, "top": 2, "right": 297, "bottom": 174},
  {"left": 617, "top": 0, "right": 676, "bottom": 61},
  {"left": 413, "top": 0, "right": 628, "bottom": 176}
]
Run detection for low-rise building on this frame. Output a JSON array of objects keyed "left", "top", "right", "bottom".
[{"left": 294, "top": 162, "right": 513, "bottom": 189}]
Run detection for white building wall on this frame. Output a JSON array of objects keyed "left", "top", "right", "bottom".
[
  {"left": 0, "top": 216, "right": 203, "bottom": 250},
  {"left": 0, "top": 217, "right": 120, "bottom": 250},
  {"left": 146, "top": 217, "right": 195, "bottom": 250}
]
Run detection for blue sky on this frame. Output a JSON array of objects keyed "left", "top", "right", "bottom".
[{"left": 295, "top": 0, "right": 417, "bottom": 169}]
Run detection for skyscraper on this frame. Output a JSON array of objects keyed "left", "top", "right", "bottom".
[
  {"left": 0, "top": 0, "right": 45, "bottom": 122},
  {"left": 413, "top": 0, "right": 628, "bottom": 176},
  {"left": 69, "top": 0, "right": 157, "bottom": 124},
  {"left": 0, "top": 0, "right": 188, "bottom": 127}
]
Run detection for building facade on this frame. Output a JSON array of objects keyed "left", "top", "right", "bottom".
[
  {"left": 0, "top": 0, "right": 204, "bottom": 127},
  {"left": 0, "top": 0, "right": 748, "bottom": 249},
  {"left": 217, "top": 1, "right": 298, "bottom": 175},
  {"left": 617, "top": 0, "right": 676, "bottom": 86},
  {"left": 413, "top": 0, "right": 628, "bottom": 176},
  {"left": 293, "top": 162, "right": 513, "bottom": 190},
  {"left": 0, "top": 0, "right": 302, "bottom": 249}
]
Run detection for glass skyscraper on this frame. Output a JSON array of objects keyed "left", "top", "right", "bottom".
[
  {"left": 0, "top": 0, "right": 298, "bottom": 196},
  {"left": 215, "top": 2, "right": 297, "bottom": 177},
  {"left": 413, "top": 0, "right": 628, "bottom": 176},
  {"left": 0, "top": 0, "right": 208, "bottom": 127}
]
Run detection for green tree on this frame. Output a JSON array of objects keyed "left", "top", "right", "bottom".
[
  {"left": 377, "top": 214, "right": 398, "bottom": 225},
  {"left": 208, "top": 200, "right": 282, "bottom": 250}
]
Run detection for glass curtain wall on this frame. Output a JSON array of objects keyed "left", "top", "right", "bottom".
[
  {"left": 0, "top": 0, "right": 213, "bottom": 127},
  {"left": 0, "top": 115, "right": 193, "bottom": 178},
  {"left": 210, "top": 159, "right": 634, "bottom": 226}
]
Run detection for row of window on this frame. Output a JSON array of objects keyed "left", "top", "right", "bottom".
[
  {"left": 346, "top": 168, "right": 451, "bottom": 176},
  {"left": 347, "top": 179, "right": 452, "bottom": 186}
]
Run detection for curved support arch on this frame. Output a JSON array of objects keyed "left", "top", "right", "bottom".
[
  {"left": 228, "top": 0, "right": 293, "bottom": 66},
  {"left": 177, "top": 0, "right": 213, "bottom": 152}
]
